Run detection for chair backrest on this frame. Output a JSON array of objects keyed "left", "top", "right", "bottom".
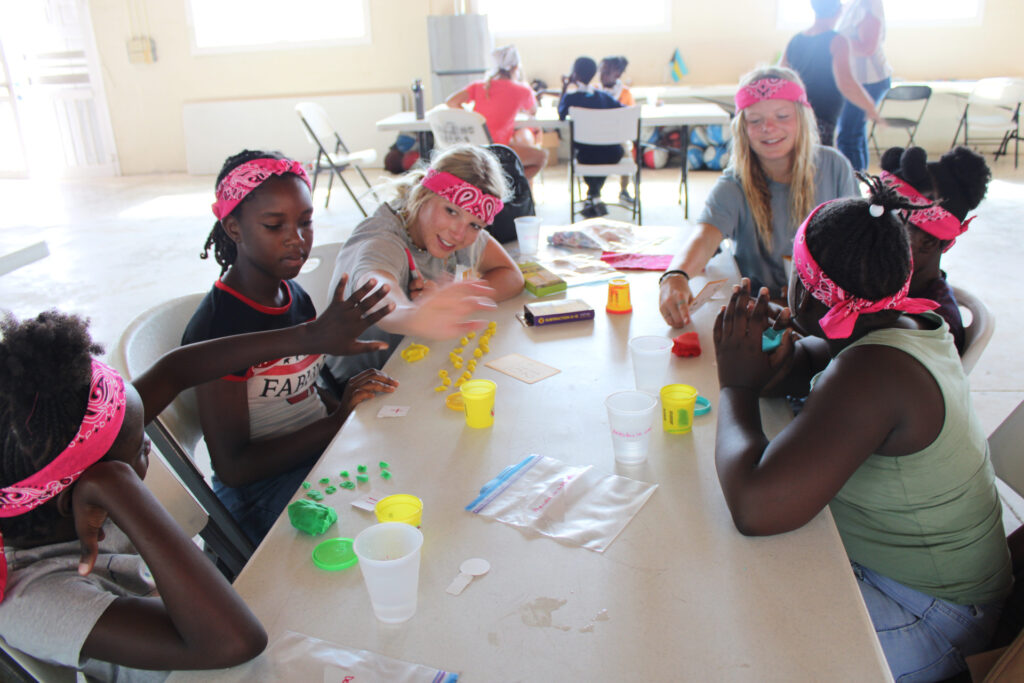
[
  {"left": 953, "top": 285, "right": 995, "bottom": 375},
  {"left": 112, "top": 293, "right": 255, "bottom": 576},
  {"left": 427, "top": 108, "right": 492, "bottom": 148},
  {"left": 144, "top": 449, "right": 208, "bottom": 539},
  {"left": 969, "top": 78, "right": 1024, "bottom": 109},
  {"left": 295, "top": 101, "right": 337, "bottom": 150},
  {"left": 294, "top": 242, "right": 343, "bottom": 314},
  {"left": 883, "top": 84, "right": 932, "bottom": 103},
  {"left": 568, "top": 105, "right": 641, "bottom": 145},
  {"left": 0, "top": 634, "right": 76, "bottom": 682},
  {"left": 114, "top": 294, "right": 206, "bottom": 455},
  {"left": 988, "top": 400, "right": 1024, "bottom": 501}
]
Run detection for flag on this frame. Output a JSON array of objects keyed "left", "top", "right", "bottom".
[{"left": 670, "top": 48, "right": 688, "bottom": 82}]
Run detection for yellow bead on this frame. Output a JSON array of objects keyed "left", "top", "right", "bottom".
[
  {"left": 434, "top": 385, "right": 446, "bottom": 392},
  {"left": 439, "top": 369, "right": 448, "bottom": 378},
  {"left": 473, "top": 348, "right": 483, "bottom": 358},
  {"left": 442, "top": 378, "right": 451, "bottom": 386},
  {"left": 454, "top": 378, "right": 465, "bottom": 387},
  {"left": 453, "top": 347, "right": 464, "bottom": 354},
  {"left": 467, "top": 331, "right": 476, "bottom": 338},
  {"left": 460, "top": 336, "right": 469, "bottom": 346}
]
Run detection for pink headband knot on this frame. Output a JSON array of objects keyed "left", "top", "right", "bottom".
[
  {"left": 211, "top": 157, "right": 311, "bottom": 221},
  {"left": 421, "top": 169, "right": 504, "bottom": 225},
  {"left": 735, "top": 77, "right": 811, "bottom": 112},
  {"left": 0, "top": 360, "right": 127, "bottom": 602},
  {"left": 879, "top": 172, "right": 973, "bottom": 252},
  {"left": 793, "top": 201, "right": 938, "bottom": 339}
]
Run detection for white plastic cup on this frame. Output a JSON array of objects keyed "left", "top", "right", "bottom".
[
  {"left": 605, "top": 390, "right": 659, "bottom": 463},
  {"left": 515, "top": 216, "right": 542, "bottom": 256},
  {"left": 353, "top": 522, "right": 424, "bottom": 623},
  {"left": 628, "top": 335, "right": 673, "bottom": 395}
]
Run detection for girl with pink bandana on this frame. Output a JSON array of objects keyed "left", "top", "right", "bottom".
[
  {"left": 325, "top": 144, "right": 524, "bottom": 385},
  {"left": 0, "top": 284, "right": 392, "bottom": 677},
  {"left": 187, "top": 150, "right": 398, "bottom": 546},
  {"left": 712, "top": 178, "right": 1011, "bottom": 681},
  {"left": 659, "top": 65, "right": 856, "bottom": 328}
]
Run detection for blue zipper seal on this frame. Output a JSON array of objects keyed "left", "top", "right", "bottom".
[{"left": 465, "top": 455, "right": 540, "bottom": 512}]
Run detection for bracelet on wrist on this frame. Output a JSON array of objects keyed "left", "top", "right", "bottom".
[{"left": 659, "top": 269, "right": 690, "bottom": 286}]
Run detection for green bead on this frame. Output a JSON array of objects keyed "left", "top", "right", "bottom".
[
  {"left": 356, "top": 474, "right": 369, "bottom": 483},
  {"left": 341, "top": 481, "right": 355, "bottom": 490},
  {"left": 302, "top": 482, "right": 312, "bottom": 489},
  {"left": 381, "top": 471, "right": 392, "bottom": 480},
  {"left": 319, "top": 477, "right": 330, "bottom": 485},
  {"left": 379, "top": 461, "right": 390, "bottom": 469},
  {"left": 340, "top": 470, "right": 349, "bottom": 478},
  {"left": 357, "top": 465, "right": 367, "bottom": 474},
  {"left": 325, "top": 486, "right": 337, "bottom": 494}
]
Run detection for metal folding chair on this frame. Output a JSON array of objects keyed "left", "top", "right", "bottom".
[
  {"left": 295, "top": 102, "right": 379, "bottom": 216},
  {"left": 869, "top": 84, "right": 932, "bottom": 160},
  {"left": 951, "top": 78, "right": 1024, "bottom": 168}
]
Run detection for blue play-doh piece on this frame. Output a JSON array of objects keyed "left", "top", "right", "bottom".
[{"left": 762, "top": 327, "right": 783, "bottom": 352}]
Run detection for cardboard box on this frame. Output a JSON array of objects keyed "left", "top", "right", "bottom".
[
  {"left": 519, "top": 261, "right": 566, "bottom": 297},
  {"left": 541, "top": 131, "right": 560, "bottom": 167},
  {"left": 522, "top": 299, "right": 595, "bottom": 326}
]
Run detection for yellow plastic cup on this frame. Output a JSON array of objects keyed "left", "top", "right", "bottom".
[
  {"left": 660, "top": 384, "right": 698, "bottom": 434},
  {"left": 374, "top": 494, "right": 423, "bottom": 527},
  {"left": 606, "top": 278, "right": 632, "bottom": 314},
  {"left": 460, "top": 379, "right": 496, "bottom": 428}
]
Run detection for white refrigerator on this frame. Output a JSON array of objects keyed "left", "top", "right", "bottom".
[{"left": 426, "top": 14, "right": 493, "bottom": 107}]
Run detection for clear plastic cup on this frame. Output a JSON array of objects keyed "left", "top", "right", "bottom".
[
  {"left": 353, "top": 522, "right": 424, "bottom": 623},
  {"left": 514, "top": 216, "right": 542, "bottom": 256},
  {"left": 628, "top": 336, "right": 673, "bottom": 395},
  {"left": 605, "top": 390, "right": 659, "bottom": 464}
]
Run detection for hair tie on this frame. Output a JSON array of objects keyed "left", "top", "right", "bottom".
[{"left": 869, "top": 204, "right": 884, "bottom": 218}]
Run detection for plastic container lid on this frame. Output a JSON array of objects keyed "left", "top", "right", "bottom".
[
  {"left": 312, "top": 538, "right": 358, "bottom": 571},
  {"left": 445, "top": 391, "right": 464, "bottom": 411},
  {"left": 694, "top": 395, "right": 712, "bottom": 416}
]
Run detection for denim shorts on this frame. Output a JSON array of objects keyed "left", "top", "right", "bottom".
[
  {"left": 852, "top": 561, "right": 1003, "bottom": 682},
  {"left": 214, "top": 460, "right": 314, "bottom": 546}
]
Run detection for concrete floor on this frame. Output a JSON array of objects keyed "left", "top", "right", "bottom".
[{"left": 2, "top": 158, "right": 1023, "bottom": 519}]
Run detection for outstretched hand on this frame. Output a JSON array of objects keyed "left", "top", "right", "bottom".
[
  {"left": 311, "top": 275, "right": 395, "bottom": 356},
  {"left": 406, "top": 279, "right": 497, "bottom": 340},
  {"left": 713, "top": 279, "right": 795, "bottom": 393}
]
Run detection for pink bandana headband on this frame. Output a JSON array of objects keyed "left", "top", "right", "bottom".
[
  {"left": 211, "top": 157, "right": 311, "bottom": 221},
  {"left": 879, "top": 171, "right": 974, "bottom": 252},
  {"left": 0, "top": 360, "right": 126, "bottom": 601},
  {"left": 421, "top": 169, "right": 504, "bottom": 225},
  {"left": 735, "top": 77, "right": 811, "bottom": 112},
  {"left": 793, "top": 201, "right": 938, "bottom": 340}
]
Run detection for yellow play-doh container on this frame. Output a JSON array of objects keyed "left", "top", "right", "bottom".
[
  {"left": 660, "top": 384, "right": 698, "bottom": 434},
  {"left": 606, "top": 278, "right": 632, "bottom": 314},
  {"left": 374, "top": 494, "right": 423, "bottom": 527},
  {"left": 460, "top": 379, "right": 496, "bottom": 428}
]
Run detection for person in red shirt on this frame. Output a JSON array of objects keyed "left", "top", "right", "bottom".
[{"left": 446, "top": 45, "right": 547, "bottom": 183}]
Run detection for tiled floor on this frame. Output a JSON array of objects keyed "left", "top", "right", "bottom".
[{"left": 2, "top": 158, "right": 1023, "bottom": 519}]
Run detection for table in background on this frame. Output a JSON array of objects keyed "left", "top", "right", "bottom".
[
  {"left": 170, "top": 242, "right": 891, "bottom": 682},
  {"left": 376, "top": 102, "right": 729, "bottom": 219}
]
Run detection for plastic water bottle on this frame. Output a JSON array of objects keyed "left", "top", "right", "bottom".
[{"left": 412, "top": 79, "right": 424, "bottom": 120}]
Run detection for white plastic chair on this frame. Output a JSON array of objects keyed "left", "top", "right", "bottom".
[
  {"left": 112, "top": 294, "right": 255, "bottom": 579},
  {"left": 567, "top": 105, "right": 642, "bottom": 224},
  {"left": 294, "top": 102, "right": 379, "bottom": 216},
  {"left": 951, "top": 78, "right": 1024, "bottom": 168},
  {"left": 990, "top": 400, "right": 1024, "bottom": 503},
  {"left": 294, "top": 242, "right": 343, "bottom": 314},
  {"left": 427, "top": 108, "right": 492, "bottom": 149},
  {"left": 953, "top": 285, "right": 995, "bottom": 375}
]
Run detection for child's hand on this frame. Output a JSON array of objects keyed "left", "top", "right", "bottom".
[
  {"left": 69, "top": 461, "right": 138, "bottom": 575},
  {"left": 406, "top": 279, "right": 497, "bottom": 340},
  {"left": 341, "top": 369, "right": 399, "bottom": 412},
  {"left": 313, "top": 275, "right": 395, "bottom": 356},
  {"left": 713, "top": 279, "right": 794, "bottom": 392}
]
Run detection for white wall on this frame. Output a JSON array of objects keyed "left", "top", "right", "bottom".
[{"left": 87, "top": 0, "right": 1024, "bottom": 174}]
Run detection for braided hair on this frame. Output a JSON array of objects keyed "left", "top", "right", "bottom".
[
  {"left": 200, "top": 149, "right": 288, "bottom": 275},
  {"left": 0, "top": 311, "right": 101, "bottom": 541},
  {"left": 879, "top": 145, "right": 990, "bottom": 223},
  {"left": 804, "top": 173, "right": 922, "bottom": 302}
]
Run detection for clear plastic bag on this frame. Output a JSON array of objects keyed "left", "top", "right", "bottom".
[
  {"left": 187, "top": 630, "right": 459, "bottom": 683},
  {"left": 465, "top": 455, "right": 657, "bottom": 552}
]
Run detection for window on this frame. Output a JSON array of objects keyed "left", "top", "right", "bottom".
[
  {"left": 187, "top": 0, "right": 369, "bottom": 53},
  {"left": 776, "top": 0, "right": 984, "bottom": 29},
  {"left": 479, "top": 0, "right": 671, "bottom": 35}
]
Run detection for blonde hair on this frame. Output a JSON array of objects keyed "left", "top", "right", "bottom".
[
  {"left": 730, "top": 65, "right": 819, "bottom": 247},
  {"left": 392, "top": 144, "right": 510, "bottom": 227}
]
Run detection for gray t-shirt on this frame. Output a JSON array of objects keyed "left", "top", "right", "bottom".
[
  {"left": 0, "top": 523, "right": 168, "bottom": 682},
  {"left": 324, "top": 203, "right": 489, "bottom": 381},
  {"left": 697, "top": 145, "right": 856, "bottom": 295}
]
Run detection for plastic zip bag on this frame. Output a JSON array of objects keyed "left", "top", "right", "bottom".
[
  {"left": 465, "top": 455, "right": 657, "bottom": 552},
  {"left": 184, "top": 630, "right": 459, "bottom": 683}
]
